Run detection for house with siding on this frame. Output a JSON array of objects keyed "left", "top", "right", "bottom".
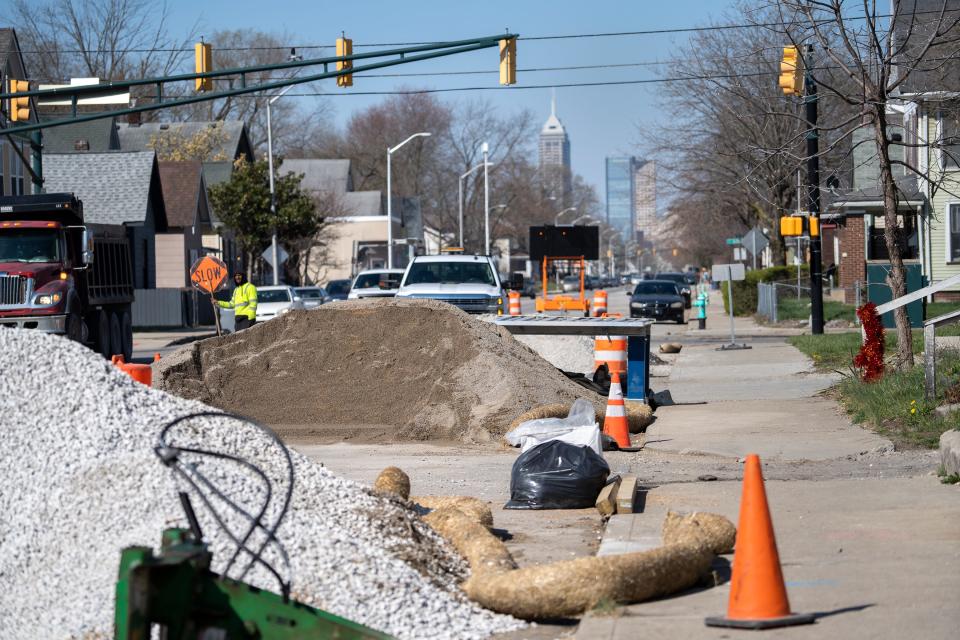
[
  {"left": 156, "top": 161, "right": 214, "bottom": 288},
  {"left": 0, "top": 28, "right": 36, "bottom": 196},
  {"left": 42, "top": 151, "right": 167, "bottom": 289},
  {"left": 282, "top": 158, "right": 423, "bottom": 282},
  {"left": 894, "top": 0, "right": 960, "bottom": 299}
]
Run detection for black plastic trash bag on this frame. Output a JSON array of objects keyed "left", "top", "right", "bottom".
[{"left": 504, "top": 440, "right": 610, "bottom": 510}]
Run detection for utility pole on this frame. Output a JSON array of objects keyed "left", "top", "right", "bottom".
[{"left": 804, "top": 44, "right": 824, "bottom": 335}]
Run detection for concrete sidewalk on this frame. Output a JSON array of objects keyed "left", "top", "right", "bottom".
[
  {"left": 645, "top": 339, "right": 892, "bottom": 461},
  {"left": 575, "top": 477, "right": 960, "bottom": 640}
]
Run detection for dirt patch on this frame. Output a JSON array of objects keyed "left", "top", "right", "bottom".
[{"left": 156, "top": 298, "right": 603, "bottom": 442}]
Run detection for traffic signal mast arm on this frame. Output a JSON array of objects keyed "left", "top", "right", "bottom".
[{"left": 0, "top": 34, "right": 519, "bottom": 137}]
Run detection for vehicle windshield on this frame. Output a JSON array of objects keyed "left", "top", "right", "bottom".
[
  {"left": 683, "top": 273, "right": 698, "bottom": 284},
  {"left": 258, "top": 289, "right": 291, "bottom": 303},
  {"left": 326, "top": 280, "right": 350, "bottom": 295},
  {"left": 563, "top": 276, "right": 579, "bottom": 283},
  {"left": 295, "top": 288, "right": 325, "bottom": 299},
  {"left": 656, "top": 273, "right": 686, "bottom": 284},
  {"left": 354, "top": 272, "right": 399, "bottom": 289},
  {"left": 404, "top": 261, "right": 497, "bottom": 286},
  {"left": 0, "top": 228, "right": 60, "bottom": 263},
  {"left": 634, "top": 282, "right": 680, "bottom": 296}
]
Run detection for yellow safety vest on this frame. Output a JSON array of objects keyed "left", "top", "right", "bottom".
[{"left": 218, "top": 282, "right": 258, "bottom": 319}]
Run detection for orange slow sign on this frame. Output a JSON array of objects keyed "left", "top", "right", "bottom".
[{"left": 190, "top": 256, "right": 229, "bottom": 294}]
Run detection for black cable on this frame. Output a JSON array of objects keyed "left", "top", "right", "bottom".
[{"left": 157, "top": 411, "right": 296, "bottom": 599}]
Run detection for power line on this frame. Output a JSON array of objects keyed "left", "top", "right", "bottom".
[{"left": 9, "top": 8, "right": 937, "bottom": 56}]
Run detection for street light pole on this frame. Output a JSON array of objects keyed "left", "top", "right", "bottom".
[
  {"left": 459, "top": 161, "right": 493, "bottom": 249},
  {"left": 553, "top": 207, "right": 577, "bottom": 225},
  {"left": 266, "top": 52, "right": 302, "bottom": 286},
  {"left": 386, "top": 131, "right": 432, "bottom": 269},
  {"left": 482, "top": 142, "right": 490, "bottom": 255}
]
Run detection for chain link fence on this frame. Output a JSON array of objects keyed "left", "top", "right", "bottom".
[{"left": 756, "top": 278, "right": 864, "bottom": 325}]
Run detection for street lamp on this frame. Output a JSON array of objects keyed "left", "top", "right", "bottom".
[
  {"left": 266, "top": 50, "right": 303, "bottom": 285},
  {"left": 459, "top": 161, "right": 494, "bottom": 248},
  {"left": 482, "top": 142, "right": 491, "bottom": 255},
  {"left": 554, "top": 207, "right": 577, "bottom": 225},
  {"left": 387, "top": 132, "right": 431, "bottom": 269},
  {"left": 602, "top": 229, "right": 620, "bottom": 277}
]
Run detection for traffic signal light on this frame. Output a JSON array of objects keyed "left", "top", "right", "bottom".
[
  {"left": 499, "top": 37, "right": 516, "bottom": 85},
  {"left": 808, "top": 216, "right": 819, "bottom": 237},
  {"left": 779, "top": 46, "right": 803, "bottom": 95},
  {"left": 780, "top": 216, "right": 803, "bottom": 236},
  {"left": 337, "top": 36, "right": 353, "bottom": 87},
  {"left": 195, "top": 42, "right": 213, "bottom": 92},
  {"left": 7, "top": 79, "right": 30, "bottom": 122}
]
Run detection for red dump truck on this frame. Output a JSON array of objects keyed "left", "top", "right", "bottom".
[{"left": 0, "top": 193, "right": 135, "bottom": 360}]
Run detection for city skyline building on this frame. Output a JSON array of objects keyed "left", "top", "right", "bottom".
[
  {"left": 604, "top": 156, "right": 657, "bottom": 243},
  {"left": 539, "top": 92, "right": 572, "bottom": 203}
]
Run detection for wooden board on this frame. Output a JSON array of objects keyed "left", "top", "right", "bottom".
[
  {"left": 617, "top": 475, "right": 638, "bottom": 514},
  {"left": 595, "top": 476, "right": 621, "bottom": 516}
]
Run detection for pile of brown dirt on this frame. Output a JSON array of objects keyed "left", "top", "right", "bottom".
[{"left": 156, "top": 298, "right": 603, "bottom": 442}]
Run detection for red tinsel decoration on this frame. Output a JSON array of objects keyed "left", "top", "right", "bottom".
[{"left": 853, "top": 302, "right": 885, "bottom": 382}]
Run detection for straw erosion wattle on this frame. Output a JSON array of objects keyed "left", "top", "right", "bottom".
[{"left": 155, "top": 298, "right": 604, "bottom": 442}]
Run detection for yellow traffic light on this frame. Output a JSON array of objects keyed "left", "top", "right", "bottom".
[
  {"left": 808, "top": 216, "right": 819, "bottom": 237},
  {"left": 195, "top": 42, "right": 213, "bottom": 92},
  {"left": 337, "top": 37, "right": 353, "bottom": 87},
  {"left": 499, "top": 38, "right": 516, "bottom": 85},
  {"left": 780, "top": 216, "right": 803, "bottom": 236},
  {"left": 779, "top": 46, "right": 803, "bottom": 96},
  {"left": 8, "top": 79, "right": 30, "bottom": 122}
]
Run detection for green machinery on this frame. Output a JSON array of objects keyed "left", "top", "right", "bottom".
[{"left": 114, "top": 412, "right": 392, "bottom": 639}]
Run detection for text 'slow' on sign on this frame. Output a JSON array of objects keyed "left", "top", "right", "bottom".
[{"left": 190, "top": 256, "right": 229, "bottom": 294}]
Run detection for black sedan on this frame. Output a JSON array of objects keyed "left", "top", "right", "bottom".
[
  {"left": 324, "top": 279, "right": 352, "bottom": 301},
  {"left": 628, "top": 280, "right": 686, "bottom": 324},
  {"left": 655, "top": 272, "right": 693, "bottom": 308}
]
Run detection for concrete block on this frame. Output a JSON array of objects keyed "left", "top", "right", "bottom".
[
  {"left": 940, "top": 429, "right": 960, "bottom": 476},
  {"left": 595, "top": 477, "right": 621, "bottom": 516},
  {"left": 617, "top": 475, "right": 638, "bottom": 514}
]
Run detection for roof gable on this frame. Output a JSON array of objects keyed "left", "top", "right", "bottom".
[
  {"left": 42, "top": 151, "right": 159, "bottom": 226},
  {"left": 281, "top": 159, "right": 352, "bottom": 194},
  {"left": 893, "top": 0, "right": 960, "bottom": 94},
  {"left": 158, "top": 161, "right": 204, "bottom": 228},
  {"left": 42, "top": 118, "right": 121, "bottom": 153},
  {"left": 116, "top": 121, "right": 250, "bottom": 161}
]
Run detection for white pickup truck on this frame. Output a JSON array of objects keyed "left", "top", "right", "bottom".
[{"left": 395, "top": 254, "right": 523, "bottom": 314}]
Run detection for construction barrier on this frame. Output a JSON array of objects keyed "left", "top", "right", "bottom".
[
  {"left": 592, "top": 290, "right": 608, "bottom": 316},
  {"left": 594, "top": 335, "right": 627, "bottom": 375},
  {"left": 508, "top": 291, "right": 521, "bottom": 316}
]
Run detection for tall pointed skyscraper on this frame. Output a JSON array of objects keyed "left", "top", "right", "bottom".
[{"left": 539, "top": 91, "right": 572, "bottom": 203}]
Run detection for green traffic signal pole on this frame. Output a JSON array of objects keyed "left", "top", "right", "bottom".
[{"left": 0, "top": 34, "right": 518, "bottom": 138}]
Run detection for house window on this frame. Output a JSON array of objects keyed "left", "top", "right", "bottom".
[
  {"left": 943, "top": 108, "right": 960, "bottom": 169},
  {"left": 950, "top": 204, "right": 960, "bottom": 262}
]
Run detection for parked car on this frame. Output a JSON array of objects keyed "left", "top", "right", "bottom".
[
  {"left": 255, "top": 285, "right": 304, "bottom": 322},
  {"left": 324, "top": 279, "right": 352, "bottom": 301},
  {"left": 348, "top": 268, "right": 404, "bottom": 299},
  {"left": 629, "top": 273, "right": 644, "bottom": 285},
  {"left": 396, "top": 253, "right": 522, "bottom": 314},
  {"left": 561, "top": 275, "right": 581, "bottom": 293},
  {"left": 294, "top": 286, "right": 328, "bottom": 309},
  {"left": 655, "top": 272, "right": 693, "bottom": 308},
  {"left": 585, "top": 275, "right": 601, "bottom": 290},
  {"left": 628, "top": 280, "right": 686, "bottom": 324}
]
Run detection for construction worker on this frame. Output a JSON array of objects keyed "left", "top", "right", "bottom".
[{"left": 219, "top": 272, "right": 258, "bottom": 331}]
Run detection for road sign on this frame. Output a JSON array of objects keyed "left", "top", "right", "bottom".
[
  {"left": 733, "top": 247, "right": 747, "bottom": 261},
  {"left": 741, "top": 227, "right": 769, "bottom": 256},
  {"left": 189, "top": 256, "right": 228, "bottom": 294},
  {"left": 713, "top": 263, "right": 746, "bottom": 282},
  {"left": 261, "top": 245, "right": 289, "bottom": 268},
  {"left": 725, "top": 238, "right": 741, "bottom": 245}
]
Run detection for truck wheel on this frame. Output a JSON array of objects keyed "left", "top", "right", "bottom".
[
  {"left": 121, "top": 308, "right": 133, "bottom": 362},
  {"left": 109, "top": 311, "right": 123, "bottom": 359},
  {"left": 97, "top": 309, "right": 111, "bottom": 358},
  {"left": 66, "top": 312, "right": 83, "bottom": 343}
]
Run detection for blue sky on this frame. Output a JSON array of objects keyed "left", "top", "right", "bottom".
[{"left": 166, "top": 0, "right": 737, "bottom": 196}]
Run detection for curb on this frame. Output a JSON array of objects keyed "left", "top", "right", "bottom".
[{"left": 940, "top": 429, "right": 960, "bottom": 476}]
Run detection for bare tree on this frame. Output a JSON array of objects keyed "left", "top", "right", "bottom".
[
  {"left": 774, "top": 0, "right": 960, "bottom": 368},
  {"left": 12, "top": 0, "right": 196, "bottom": 113}
]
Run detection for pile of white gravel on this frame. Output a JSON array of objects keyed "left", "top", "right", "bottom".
[
  {"left": 515, "top": 334, "right": 597, "bottom": 375},
  {"left": 0, "top": 329, "right": 523, "bottom": 640}
]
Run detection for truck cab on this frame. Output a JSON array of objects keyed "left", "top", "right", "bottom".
[
  {"left": 395, "top": 253, "right": 522, "bottom": 314},
  {"left": 0, "top": 194, "right": 135, "bottom": 359}
]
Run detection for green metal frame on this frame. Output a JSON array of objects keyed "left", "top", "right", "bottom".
[
  {"left": 0, "top": 34, "right": 517, "bottom": 138},
  {"left": 115, "top": 528, "right": 393, "bottom": 640}
]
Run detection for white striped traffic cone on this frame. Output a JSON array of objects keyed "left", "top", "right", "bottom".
[{"left": 603, "top": 372, "right": 630, "bottom": 448}]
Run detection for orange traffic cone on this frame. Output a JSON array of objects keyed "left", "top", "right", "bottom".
[
  {"left": 602, "top": 372, "right": 630, "bottom": 448},
  {"left": 154, "top": 352, "right": 161, "bottom": 362},
  {"left": 705, "top": 454, "right": 815, "bottom": 629}
]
